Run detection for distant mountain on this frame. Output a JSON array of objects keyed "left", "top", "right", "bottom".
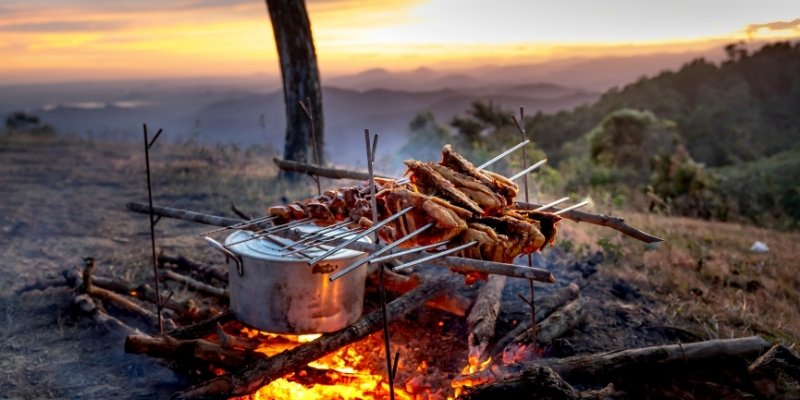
[{"left": 3, "top": 83, "right": 597, "bottom": 165}]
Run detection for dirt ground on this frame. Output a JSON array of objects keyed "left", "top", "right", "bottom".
[{"left": 1, "top": 133, "right": 798, "bottom": 399}]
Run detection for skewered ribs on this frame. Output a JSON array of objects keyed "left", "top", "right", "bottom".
[{"left": 267, "top": 145, "right": 560, "bottom": 279}]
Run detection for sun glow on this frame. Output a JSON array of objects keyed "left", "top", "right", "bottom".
[{"left": 0, "top": 0, "right": 798, "bottom": 83}]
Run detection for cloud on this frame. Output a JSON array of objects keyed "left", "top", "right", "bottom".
[
  {"left": 745, "top": 18, "right": 800, "bottom": 35},
  {"left": 0, "top": 20, "right": 127, "bottom": 32}
]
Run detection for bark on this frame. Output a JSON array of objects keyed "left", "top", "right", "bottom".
[
  {"left": 748, "top": 344, "right": 800, "bottom": 400},
  {"left": 159, "top": 269, "right": 228, "bottom": 298},
  {"left": 490, "top": 283, "right": 581, "bottom": 357},
  {"left": 125, "top": 335, "right": 250, "bottom": 369},
  {"left": 535, "top": 297, "right": 587, "bottom": 346},
  {"left": 173, "top": 275, "right": 457, "bottom": 398},
  {"left": 266, "top": 0, "right": 324, "bottom": 175},
  {"left": 274, "top": 157, "right": 389, "bottom": 180},
  {"left": 467, "top": 275, "right": 506, "bottom": 365},
  {"left": 159, "top": 253, "right": 228, "bottom": 284}
]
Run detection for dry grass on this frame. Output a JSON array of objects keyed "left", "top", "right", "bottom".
[{"left": 558, "top": 209, "right": 800, "bottom": 346}]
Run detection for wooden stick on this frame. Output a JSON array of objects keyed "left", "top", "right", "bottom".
[
  {"left": 535, "top": 297, "right": 587, "bottom": 346},
  {"left": 159, "top": 269, "right": 228, "bottom": 298},
  {"left": 173, "top": 275, "right": 457, "bottom": 399},
  {"left": 459, "top": 365, "right": 590, "bottom": 400},
  {"left": 125, "top": 335, "right": 250, "bottom": 369},
  {"left": 128, "top": 204, "right": 555, "bottom": 282},
  {"left": 127, "top": 202, "right": 246, "bottom": 228},
  {"left": 16, "top": 277, "right": 68, "bottom": 294},
  {"left": 516, "top": 201, "right": 663, "bottom": 243},
  {"left": 467, "top": 275, "right": 506, "bottom": 365},
  {"left": 490, "top": 283, "right": 580, "bottom": 357},
  {"left": 73, "top": 294, "right": 144, "bottom": 337},
  {"left": 169, "top": 310, "right": 236, "bottom": 340},
  {"left": 273, "top": 157, "right": 389, "bottom": 181},
  {"left": 461, "top": 336, "right": 770, "bottom": 387},
  {"left": 158, "top": 253, "right": 228, "bottom": 283}
]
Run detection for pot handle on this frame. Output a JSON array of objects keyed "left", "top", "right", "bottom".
[{"left": 204, "top": 236, "right": 244, "bottom": 276}]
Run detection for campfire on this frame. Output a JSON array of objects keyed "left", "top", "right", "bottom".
[{"left": 21, "top": 135, "right": 795, "bottom": 400}]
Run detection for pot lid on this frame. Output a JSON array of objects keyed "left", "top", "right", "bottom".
[{"left": 224, "top": 223, "right": 371, "bottom": 262}]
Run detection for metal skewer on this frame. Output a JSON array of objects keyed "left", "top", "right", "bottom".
[
  {"left": 533, "top": 197, "right": 570, "bottom": 212},
  {"left": 392, "top": 240, "right": 479, "bottom": 272},
  {"left": 476, "top": 139, "right": 530, "bottom": 170},
  {"left": 553, "top": 200, "right": 591, "bottom": 215},
  {"left": 224, "top": 217, "right": 313, "bottom": 247},
  {"left": 508, "top": 159, "right": 547, "bottom": 181},
  {"left": 329, "top": 223, "right": 434, "bottom": 282},
  {"left": 197, "top": 215, "right": 277, "bottom": 236},
  {"left": 369, "top": 239, "right": 450, "bottom": 264},
  {"left": 282, "top": 227, "right": 364, "bottom": 256},
  {"left": 279, "top": 220, "right": 352, "bottom": 250},
  {"left": 307, "top": 206, "right": 414, "bottom": 265}
]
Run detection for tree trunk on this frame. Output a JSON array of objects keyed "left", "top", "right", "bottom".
[{"left": 265, "top": 0, "right": 324, "bottom": 178}]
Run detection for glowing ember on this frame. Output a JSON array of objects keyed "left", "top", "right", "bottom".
[{"left": 231, "top": 328, "right": 417, "bottom": 400}]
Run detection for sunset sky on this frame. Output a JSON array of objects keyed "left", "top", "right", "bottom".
[{"left": 1, "top": 0, "right": 799, "bottom": 84}]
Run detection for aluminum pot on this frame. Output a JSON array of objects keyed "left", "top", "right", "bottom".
[{"left": 204, "top": 226, "right": 369, "bottom": 334}]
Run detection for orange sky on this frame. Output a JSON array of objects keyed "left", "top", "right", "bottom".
[{"left": 1, "top": 0, "right": 799, "bottom": 84}]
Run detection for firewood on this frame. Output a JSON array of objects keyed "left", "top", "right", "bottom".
[
  {"left": 81, "top": 258, "right": 177, "bottom": 331},
  {"left": 273, "top": 157, "right": 388, "bottom": 181},
  {"left": 169, "top": 310, "right": 236, "bottom": 340},
  {"left": 159, "top": 269, "right": 228, "bottom": 298},
  {"left": 173, "top": 274, "right": 458, "bottom": 399},
  {"left": 490, "top": 283, "right": 581, "bottom": 358},
  {"left": 215, "top": 323, "right": 262, "bottom": 351},
  {"left": 459, "top": 364, "right": 601, "bottom": 400},
  {"left": 125, "top": 335, "right": 250, "bottom": 369},
  {"left": 127, "top": 202, "right": 249, "bottom": 229},
  {"left": 748, "top": 344, "right": 800, "bottom": 399},
  {"left": 516, "top": 201, "right": 663, "bottom": 243},
  {"left": 535, "top": 297, "right": 587, "bottom": 346},
  {"left": 467, "top": 275, "right": 506, "bottom": 365},
  {"left": 370, "top": 267, "right": 471, "bottom": 317},
  {"left": 73, "top": 294, "right": 144, "bottom": 337},
  {"left": 461, "top": 336, "right": 771, "bottom": 388},
  {"left": 158, "top": 253, "right": 228, "bottom": 283},
  {"left": 16, "top": 277, "right": 69, "bottom": 294}
]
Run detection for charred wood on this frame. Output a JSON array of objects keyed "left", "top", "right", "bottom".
[
  {"left": 125, "top": 335, "right": 250, "bottom": 369},
  {"left": 459, "top": 365, "right": 606, "bottom": 400},
  {"left": 748, "top": 344, "right": 800, "bottom": 400},
  {"left": 169, "top": 310, "right": 236, "bottom": 340},
  {"left": 173, "top": 275, "right": 457, "bottom": 399},
  {"left": 535, "top": 297, "right": 587, "bottom": 346},
  {"left": 159, "top": 269, "right": 228, "bottom": 298},
  {"left": 370, "top": 267, "right": 471, "bottom": 317},
  {"left": 158, "top": 253, "right": 228, "bottom": 284},
  {"left": 467, "top": 275, "right": 506, "bottom": 365},
  {"left": 490, "top": 283, "right": 581, "bottom": 357}
]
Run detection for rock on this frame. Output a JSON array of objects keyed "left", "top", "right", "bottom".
[
  {"left": 748, "top": 344, "right": 800, "bottom": 400},
  {"left": 750, "top": 241, "right": 769, "bottom": 253}
]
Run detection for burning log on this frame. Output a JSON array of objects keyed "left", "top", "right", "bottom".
[
  {"left": 159, "top": 269, "right": 228, "bottom": 298},
  {"left": 169, "top": 310, "right": 236, "bottom": 340},
  {"left": 467, "top": 275, "right": 507, "bottom": 366},
  {"left": 158, "top": 253, "right": 228, "bottom": 284},
  {"left": 173, "top": 275, "right": 457, "bottom": 399}
]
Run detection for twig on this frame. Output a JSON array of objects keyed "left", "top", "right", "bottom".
[{"left": 516, "top": 201, "right": 664, "bottom": 243}]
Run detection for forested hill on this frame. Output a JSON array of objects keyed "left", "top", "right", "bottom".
[{"left": 528, "top": 42, "right": 800, "bottom": 167}]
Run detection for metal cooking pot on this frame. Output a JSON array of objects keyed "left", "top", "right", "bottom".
[{"left": 204, "top": 225, "right": 369, "bottom": 334}]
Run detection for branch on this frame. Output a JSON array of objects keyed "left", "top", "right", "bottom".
[
  {"left": 273, "top": 158, "right": 389, "bottom": 181},
  {"left": 516, "top": 201, "right": 664, "bottom": 243}
]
